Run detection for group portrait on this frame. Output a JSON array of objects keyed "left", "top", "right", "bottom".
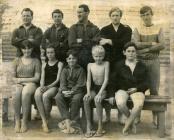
[{"left": 0, "top": 0, "right": 173, "bottom": 139}]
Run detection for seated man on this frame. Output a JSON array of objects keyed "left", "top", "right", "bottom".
[
  {"left": 83, "top": 45, "right": 109, "bottom": 137},
  {"left": 113, "top": 42, "right": 149, "bottom": 135},
  {"left": 55, "top": 50, "right": 86, "bottom": 134}
]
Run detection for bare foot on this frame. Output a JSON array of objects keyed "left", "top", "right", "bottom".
[
  {"left": 42, "top": 123, "right": 50, "bottom": 133},
  {"left": 58, "top": 120, "right": 66, "bottom": 130},
  {"left": 34, "top": 110, "right": 41, "bottom": 120},
  {"left": 61, "top": 126, "right": 75, "bottom": 134},
  {"left": 94, "top": 130, "right": 106, "bottom": 137},
  {"left": 20, "top": 122, "right": 28, "bottom": 133},
  {"left": 14, "top": 121, "right": 20, "bottom": 133},
  {"left": 131, "top": 123, "right": 137, "bottom": 134},
  {"left": 122, "top": 128, "right": 129, "bottom": 136},
  {"left": 84, "top": 130, "right": 95, "bottom": 138}
]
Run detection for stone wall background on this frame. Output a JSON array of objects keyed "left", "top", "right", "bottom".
[{"left": 0, "top": 0, "right": 173, "bottom": 132}]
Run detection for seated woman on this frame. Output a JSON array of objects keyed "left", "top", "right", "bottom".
[
  {"left": 12, "top": 40, "right": 41, "bottom": 133},
  {"left": 113, "top": 42, "right": 149, "bottom": 135},
  {"left": 34, "top": 44, "right": 63, "bottom": 132}
]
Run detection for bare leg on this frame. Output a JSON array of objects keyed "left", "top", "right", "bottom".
[
  {"left": 105, "top": 107, "right": 111, "bottom": 123},
  {"left": 43, "top": 87, "right": 57, "bottom": 119},
  {"left": 12, "top": 84, "right": 23, "bottom": 133},
  {"left": 123, "top": 92, "right": 145, "bottom": 134},
  {"left": 94, "top": 91, "right": 107, "bottom": 136},
  {"left": 83, "top": 91, "right": 96, "bottom": 137},
  {"left": 21, "top": 83, "right": 37, "bottom": 133},
  {"left": 94, "top": 96, "right": 103, "bottom": 134},
  {"left": 118, "top": 111, "right": 127, "bottom": 125},
  {"left": 34, "top": 87, "right": 49, "bottom": 133},
  {"left": 115, "top": 90, "right": 130, "bottom": 118}
]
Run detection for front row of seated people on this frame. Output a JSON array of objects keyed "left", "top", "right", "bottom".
[{"left": 12, "top": 41, "right": 149, "bottom": 137}]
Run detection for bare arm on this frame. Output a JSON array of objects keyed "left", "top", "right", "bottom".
[
  {"left": 46, "top": 62, "right": 63, "bottom": 89},
  {"left": 86, "top": 64, "right": 92, "bottom": 95},
  {"left": 19, "top": 72, "right": 40, "bottom": 83},
  {"left": 40, "top": 63, "right": 46, "bottom": 86},
  {"left": 98, "top": 62, "right": 109, "bottom": 95}
]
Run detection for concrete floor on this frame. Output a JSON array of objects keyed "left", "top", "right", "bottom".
[{"left": 1, "top": 103, "right": 174, "bottom": 140}]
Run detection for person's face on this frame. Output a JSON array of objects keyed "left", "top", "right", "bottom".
[
  {"left": 140, "top": 10, "right": 153, "bottom": 26},
  {"left": 123, "top": 46, "right": 136, "bottom": 61},
  {"left": 46, "top": 48, "right": 56, "bottom": 60},
  {"left": 77, "top": 7, "right": 89, "bottom": 22},
  {"left": 92, "top": 52, "right": 105, "bottom": 64},
  {"left": 21, "top": 47, "right": 33, "bottom": 57},
  {"left": 52, "top": 13, "right": 63, "bottom": 25},
  {"left": 66, "top": 54, "right": 77, "bottom": 67},
  {"left": 110, "top": 11, "right": 121, "bottom": 25},
  {"left": 21, "top": 11, "right": 33, "bottom": 25}
]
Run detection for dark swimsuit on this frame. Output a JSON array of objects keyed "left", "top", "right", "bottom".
[{"left": 44, "top": 61, "right": 59, "bottom": 86}]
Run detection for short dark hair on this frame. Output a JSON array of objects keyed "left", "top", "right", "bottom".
[
  {"left": 20, "top": 40, "right": 33, "bottom": 49},
  {"left": 18, "top": 40, "right": 34, "bottom": 57},
  {"left": 123, "top": 42, "right": 137, "bottom": 51},
  {"left": 78, "top": 4, "right": 90, "bottom": 13},
  {"left": 45, "top": 43, "right": 59, "bottom": 61},
  {"left": 21, "top": 8, "right": 33, "bottom": 16},
  {"left": 66, "top": 49, "right": 78, "bottom": 59},
  {"left": 140, "top": 6, "right": 153, "bottom": 15},
  {"left": 109, "top": 7, "right": 123, "bottom": 17},
  {"left": 52, "top": 9, "right": 64, "bottom": 18}
]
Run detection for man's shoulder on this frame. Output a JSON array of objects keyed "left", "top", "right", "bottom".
[
  {"left": 88, "top": 21, "right": 99, "bottom": 30},
  {"left": 101, "top": 24, "right": 112, "bottom": 29},
  {"left": 69, "top": 23, "right": 78, "bottom": 28},
  {"left": 120, "top": 23, "right": 132, "bottom": 31},
  {"left": 137, "top": 60, "right": 147, "bottom": 68},
  {"left": 12, "top": 25, "right": 23, "bottom": 32}
]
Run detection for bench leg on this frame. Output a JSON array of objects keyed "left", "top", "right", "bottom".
[
  {"left": 158, "top": 111, "right": 165, "bottom": 138},
  {"left": 2, "top": 98, "right": 9, "bottom": 122},
  {"left": 157, "top": 112, "right": 159, "bottom": 129}
]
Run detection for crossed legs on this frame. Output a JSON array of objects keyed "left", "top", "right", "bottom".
[{"left": 115, "top": 90, "right": 145, "bottom": 135}]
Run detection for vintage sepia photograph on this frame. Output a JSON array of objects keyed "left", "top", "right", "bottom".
[{"left": 0, "top": 0, "right": 173, "bottom": 140}]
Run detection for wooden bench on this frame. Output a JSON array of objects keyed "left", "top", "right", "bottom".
[
  {"left": 2, "top": 95, "right": 171, "bottom": 138},
  {"left": 105, "top": 95, "right": 171, "bottom": 138}
]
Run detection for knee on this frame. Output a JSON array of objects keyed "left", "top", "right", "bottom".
[
  {"left": 34, "top": 88, "right": 42, "bottom": 100},
  {"left": 94, "top": 96, "right": 102, "bottom": 106},
  {"left": 83, "top": 98, "right": 91, "bottom": 105},
  {"left": 116, "top": 98, "right": 127, "bottom": 109},
  {"left": 72, "top": 95, "right": 82, "bottom": 104},
  {"left": 55, "top": 93, "right": 63, "bottom": 102},
  {"left": 134, "top": 102, "right": 144, "bottom": 111},
  {"left": 43, "top": 93, "right": 49, "bottom": 101}
]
